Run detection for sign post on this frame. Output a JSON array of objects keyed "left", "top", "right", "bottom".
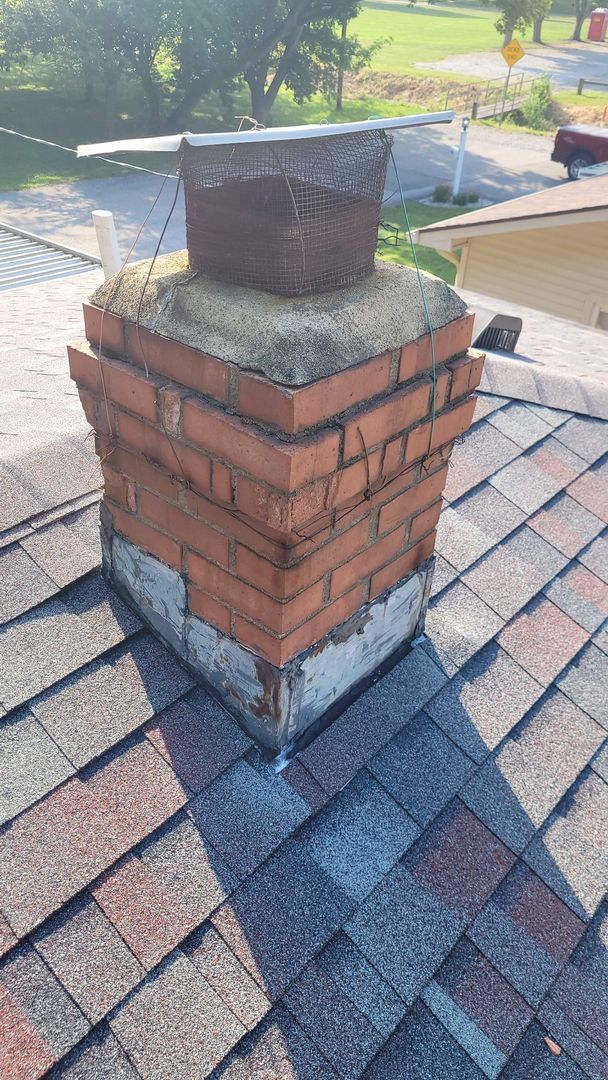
[{"left": 500, "top": 39, "right": 525, "bottom": 122}]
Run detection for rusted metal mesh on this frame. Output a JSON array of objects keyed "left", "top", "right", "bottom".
[{"left": 180, "top": 131, "right": 391, "bottom": 296}]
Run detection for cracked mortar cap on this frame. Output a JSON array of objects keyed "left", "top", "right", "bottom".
[{"left": 91, "top": 254, "right": 467, "bottom": 387}]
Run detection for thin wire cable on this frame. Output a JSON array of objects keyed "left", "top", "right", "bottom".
[
  {"left": 385, "top": 138, "right": 437, "bottom": 459},
  {"left": 0, "top": 124, "right": 179, "bottom": 179}
]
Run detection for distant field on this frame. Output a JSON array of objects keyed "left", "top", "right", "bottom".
[{"left": 353, "top": 0, "right": 574, "bottom": 74}]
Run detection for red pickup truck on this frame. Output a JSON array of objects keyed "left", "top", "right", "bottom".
[{"left": 552, "top": 125, "right": 608, "bottom": 180}]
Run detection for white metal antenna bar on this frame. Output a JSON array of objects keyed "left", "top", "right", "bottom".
[{"left": 77, "top": 112, "right": 454, "bottom": 157}]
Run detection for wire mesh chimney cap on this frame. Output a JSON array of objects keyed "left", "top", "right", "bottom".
[{"left": 77, "top": 113, "right": 455, "bottom": 297}]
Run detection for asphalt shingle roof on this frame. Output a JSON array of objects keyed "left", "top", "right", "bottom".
[{"left": 0, "top": 273, "right": 607, "bottom": 1078}]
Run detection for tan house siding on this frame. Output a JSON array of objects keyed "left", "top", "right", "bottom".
[{"left": 456, "top": 220, "right": 608, "bottom": 328}]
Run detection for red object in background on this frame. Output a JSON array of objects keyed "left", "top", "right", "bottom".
[
  {"left": 551, "top": 124, "right": 608, "bottom": 178},
  {"left": 588, "top": 8, "right": 608, "bottom": 40}
]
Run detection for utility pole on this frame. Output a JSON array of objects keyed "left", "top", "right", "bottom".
[
  {"left": 336, "top": 19, "right": 348, "bottom": 111},
  {"left": 452, "top": 116, "right": 470, "bottom": 199}
]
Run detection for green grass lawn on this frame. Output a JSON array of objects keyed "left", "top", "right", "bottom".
[
  {"left": 353, "top": 0, "right": 573, "bottom": 74},
  {"left": 377, "top": 201, "right": 468, "bottom": 283}
]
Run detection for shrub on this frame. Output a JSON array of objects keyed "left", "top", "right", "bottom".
[
  {"left": 431, "top": 183, "right": 452, "bottom": 203},
  {"left": 452, "top": 192, "right": 470, "bottom": 205},
  {"left": 466, "top": 191, "right": 479, "bottom": 203},
  {"left": 520, "top": 76, "right": 553, "bottom": 130}
]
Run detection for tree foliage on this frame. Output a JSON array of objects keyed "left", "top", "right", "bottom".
[
  {"left": 0, "top": 0, "right": 372, "bottom": 134},
  {"left": 485, "top": 0, "right": 540, "bottom": 43}
]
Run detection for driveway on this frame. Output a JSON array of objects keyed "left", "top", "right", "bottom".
[
  {"left": 419, "top": 39, "right": 608, "bottom": 88},
  {"left": 0, "top": 122, "right": 562, "bottom": 261}
]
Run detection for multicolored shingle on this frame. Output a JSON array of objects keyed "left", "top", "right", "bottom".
[
  {"left": 461, "top": 689, "right": 604, "bottom": 852},
  {"left": 497, "top": 596, "right": 589, "bottom": 686},
  {"left": 369, "top": 712, "right": 476, "bottom": 826},
  {"left": 0, "top": 737, "right": 187, "bottom": 935},
  {"left": 469, "top": 862, "right": 585, "bottom": 1006},
  {"left": 32, "top": 894, "right": 144, "bottom": 1022},
  {"left": 109, "top": 950, "right": 246, "bottom": 1078},
  {"left": 422, "top": 938, "right": 533, "bottom": 1078},
  {"left": 528, "top": 492, "right": 605, "bottom": 558},
  {"left": 427, "top": 641, "right": 543, "bottom": 763},
  {"left": 211, "top": 841, "right": 353, "bottom": 1001},
  {"left": 283, "top": 960, "right": 384, "bottom": 1078},
  {"left": 92, "top": 814, "right": 234, "bottom": 970},
  {"left": 145, "top": 687, "right": 252, "bottom": 794},
  {"left": 523, "top": 769, "right": 608, "bottom": 921},
  {"left": 189, "top": 756, "right": 309, "bottom": 879},
  {"left": 299, "top": 770, "right": 419, "bottom": 900}
]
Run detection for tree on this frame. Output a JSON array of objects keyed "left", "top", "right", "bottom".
[
  {"left": 531, "top": 0, "right": 552, "bottom": 42},
  {"left": 165, "top": 0, "right": 371, "bottom": 130},
  {"left": 0, "top": 0, "right": 180, "bottom": 134},
  {"left": 236, "top": 0, "right": 373, "bottom": 126},
  {"left": 571, "top": 0, "right": 593, "bottom": 39},
  {"left": 485, "top": 0, "right": 538, "bottom": 43}
]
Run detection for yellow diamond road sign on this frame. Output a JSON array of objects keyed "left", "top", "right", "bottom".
[{"left": 501, "top": 39, "right": 525, "bottom": 66}]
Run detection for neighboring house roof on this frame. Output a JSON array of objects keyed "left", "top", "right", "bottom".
[
  {"left": 416, "top": 175, "right": 608, "bottom": 249},
  {"left": 0, "top": 222, "right": 100, "bottom": 293},
  {"left": 0, "top": 272, "right": 607, "bottom": 1080}
]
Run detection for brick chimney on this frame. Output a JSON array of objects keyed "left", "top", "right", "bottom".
[{"left": 69, "top": 256, "right": 482, "bottom": 757}]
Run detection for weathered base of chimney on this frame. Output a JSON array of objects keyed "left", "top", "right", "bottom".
[{"left": 103, "top": 527, "right": 433, "bottom": 757}]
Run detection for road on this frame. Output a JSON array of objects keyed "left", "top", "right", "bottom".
[
  {"left": 419, "top": 39, "right": 608, "bottom": 88},
  {"left": 0, "top": 122, "right": 561, "bottom": 262}
]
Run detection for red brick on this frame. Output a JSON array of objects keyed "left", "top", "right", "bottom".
[
  {"left": 273, "top": 583, "right": 365, "bottom": 659},
  {"left": 341, "top": 378, "right": 431, "bottom": 460},
  {"left": 189, "top": 552, "right": 325, "bottom": 634},
  {"left": 183, "top": 396, "right": 340, "bottom": 491},
  {"left": 237, "top": 352, "right": 392, "bottom": 434},
  {"left": 68, "top": 342, "right": 102, "bottom": 393},
  {"left": 404, "top": 396, "right": 477, "bottom": 463},
  {"left": 78, "top": 388, "right": 115, "bottom": 437},
  {"left": 235, "top": 584, "right": 363, "bottom": 666},
  {"left": 211, "top": 461, "right": 233, "bottom": 505},
  {"left": 107, "top": 502, "right": 182, "bottom": 569},
  {"left": 434, "top": 367, "right": 451, "bottom": 410},
  {"left": 378, "top": 463, "right": 449, "bottom": 535},
  {"left": 235, "top": 518, "right": 370, "bottom": 600},
  {"left": 330, "top": 525, "right": 405, "bottom": 599},
  {"left": 401, "top": 313, "right": 475, "bottom": 381},
  {"left": 398, "top": 340, "right": 419, "bottom": 383},
  {"left": 102, "top": 464, "right": 136, "bottom": 512},
  {"left": 179, "top": 485, "right": 291, "bottom": 564},
  {"left": 159, "top": 386, "right": 182, "bottom": 434},
  {"left": 139, "top": 488, "right": 229, "bottom": 567},
  {"left": 104, "top": 444, "right": 181, "bottom": 503},
  {"left": 83, "top": 303, "right": 125, "bottom": 357},
  {"left": 382, "top": 436, "right": 404, "bottom": 480},
  {"left": 331, "top": 461, "right": 421, "bottom": 535},
  {"left": 448, "top": 349, "right": 485, "bottom": 401},
  {"left": 117, "top": 412, "right": 212, "bottom": 494},
  {"left": 188, "top": 586, "right": 232, "bottom": 635},
  {"left": 101, "top": 357, "right": 159, "bottom": 424},
  {"left": 70, "top": 344, "right": 160, "bottom": 423},
  {"left": 409, "top": 498, "right": 443, "bottom": 544},
  {"left": 370, "top": 531, "right": 436, "bottom": 598},
  {"left": 234, "top": 473, "right": 333, "bottom": 540},
  {"left": 124, "top": 321, "right": 230, "bottom": 403}
]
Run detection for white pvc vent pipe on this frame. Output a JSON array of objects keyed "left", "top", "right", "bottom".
[{"left": 92, "top": 209, "right": 122, "bottom": 279}]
